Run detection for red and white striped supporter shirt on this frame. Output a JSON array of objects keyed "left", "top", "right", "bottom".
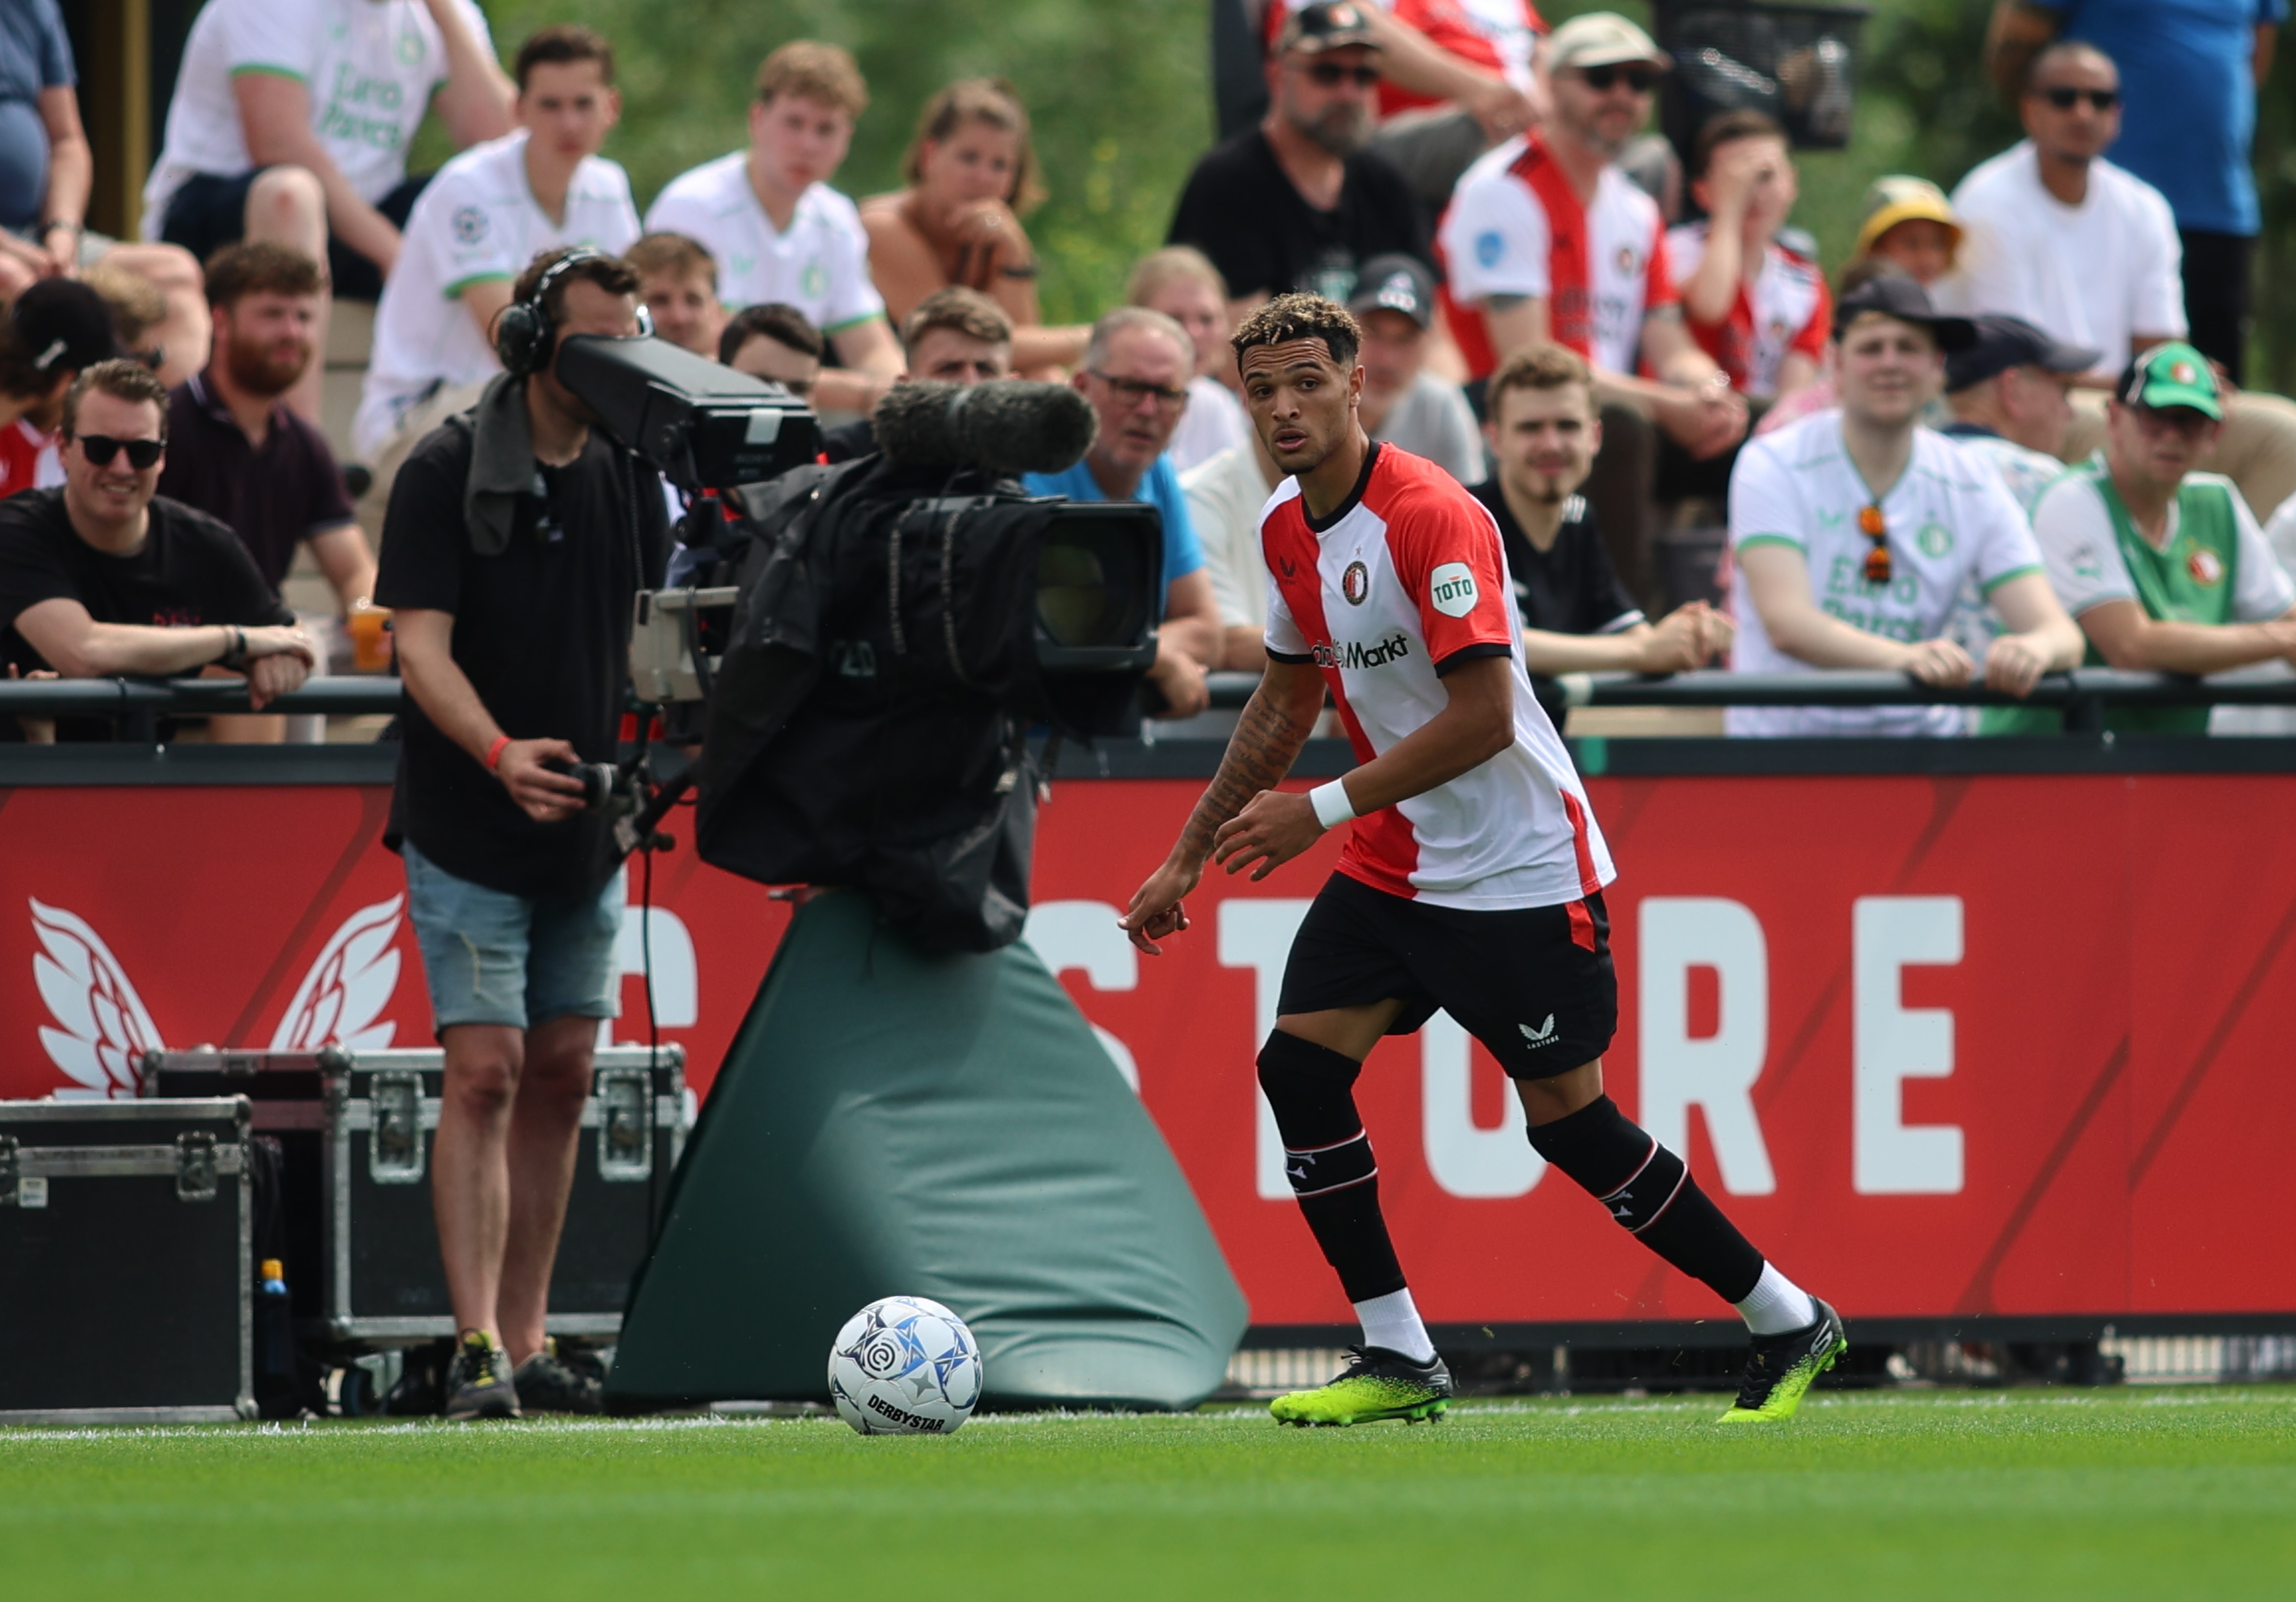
[
  {"left": 1664, "top": 222, "right": 1830, "bottom": 399},
  {"left": 0, "top": 419, "right": 61, "bottom": 499},
  {"left": 1260, "top": 443, "right": 1615, "bottom": 910},
  {"left": 1436, "top": 133, "right": 1674, "bottom": 380}
]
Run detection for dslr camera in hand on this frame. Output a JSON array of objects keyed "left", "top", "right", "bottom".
[{"left": 573, "top": 370, "right": 1166, "bottom": 954}]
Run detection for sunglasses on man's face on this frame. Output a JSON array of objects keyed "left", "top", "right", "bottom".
[
  {"left": 2038, "top": 86, "right": 2119, "bottom": 111},
  {"left": 76, "top": 435, "right": 165, "bottom": 469},
  {"left": 1577, "top": 64, "right": 1658, "bottom": 94},
  {"left": 1304, "top": 61, "right": 1381, "bottom": 88}
]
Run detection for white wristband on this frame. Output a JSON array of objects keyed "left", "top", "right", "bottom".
[{"left": 1309, "top": 779, "right": 1355, "bottom": 831}]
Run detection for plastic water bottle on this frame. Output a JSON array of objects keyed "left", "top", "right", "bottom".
[{"left": 255, "top": 1258, "right": 294, "bottom": 1416}]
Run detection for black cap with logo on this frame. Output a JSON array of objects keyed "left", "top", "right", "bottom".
[
  {"left": 1831, "top": 272, "right": 1978, "bottom": 350},
  {"left": 1944, "top": 314, "right": 2100, "bottom": 394},
  {"left": 1346, "top": 253, "right": 1434, "bottom": 330},
  {"left": 10, "top": 279, "right": 126, "bottom": 376},
  {"left": 1277, "top": 1, "right": 1382, "bottom": 55}
]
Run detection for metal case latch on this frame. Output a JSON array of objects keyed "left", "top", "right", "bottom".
[
  {"left": 597, "top": 1070, "right": 652, "bottom": 1180},
  {"left": 370, "top": 1073, "right": 425, "bottom": 1184},
  {"left": 176, "top": 1131, "right": 220, "bottom": 1202}
]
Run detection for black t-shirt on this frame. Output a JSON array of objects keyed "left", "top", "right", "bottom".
[
  {"left": 373, "top": 420, "right": 668, "bottom": 901},
  {"left": 0, "top": 484, "right": 291, "bottom": 673},
  {"left": 158, "top": 373, "right": 357, "bottom": 590},
  {"left": 1472, "top": 481, "right": 1644, "bottom": 636},
  {"left": 1167, "top": 129, "right": 1430, "bottom": 305}
]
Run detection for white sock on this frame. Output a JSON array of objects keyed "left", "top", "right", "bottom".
[
  {"left": 1734, "top": 1262, "right": 1819, "bottom": 1336},
  {"left": 1354, "top": 1288, "right": 1436, "bottom": 1362}
]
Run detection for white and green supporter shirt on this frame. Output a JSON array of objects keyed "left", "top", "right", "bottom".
[
  {"left": 1726, "top": 409, "right": 2045, "bottom": 737},
  {"left": 141, "top": 0, "right": 496, "bottom": 235}
]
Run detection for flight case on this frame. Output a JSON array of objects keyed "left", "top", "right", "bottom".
[
  {"left": 140, "top": 1046, "right": 688, "bottom": 1348},
  {"left": 0, "top": 1096, "right": 255, "bottom": 1424}
]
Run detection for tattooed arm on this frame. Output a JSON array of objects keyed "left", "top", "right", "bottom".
[{"left": 1120, "top": 657, "right": 1325, "bottom": 954}]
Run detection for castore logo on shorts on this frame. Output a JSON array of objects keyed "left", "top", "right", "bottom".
[{"left": 1313, "top": 631, "right": 1412, "bottom": 670}]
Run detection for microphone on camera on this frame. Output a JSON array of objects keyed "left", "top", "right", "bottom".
[{"left": 873, "top": 380, "right": 1098, "bottom": 478}]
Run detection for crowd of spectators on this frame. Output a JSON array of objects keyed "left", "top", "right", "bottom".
[{"left": 3, "top": 0, "right": 2295, "bottom": 749}]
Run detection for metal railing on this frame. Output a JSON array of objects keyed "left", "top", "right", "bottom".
[{"left": 5, "top": 668, "right": 2296, "bottom": 742}]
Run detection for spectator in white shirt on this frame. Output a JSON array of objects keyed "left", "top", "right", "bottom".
[
  {"left": 1126, "top": 247, "right": 1254, "bottom": 473},
  {"left": 628, "top": 232, "right": 726, "bottom": 360},
  {"left": 1345, "top": 252, "right": 1483, "bottom": 484},
  {"left": 352, "top": 27, "right": 638, "bottom": 496},
  {"left": 1181, "top": 431, "right": 1286, "bottom": 671},
  {"left": 644, "top": 43, "right": 904, "bottom": 419},
  {"left": 1727, "top": 274, "right": 2083, "bottom": 737},
  {"left": 141, "top": 0, "right": 515, "bottom": 422},
  {"left": 1940, "top": 43, "right": 2182, "bottom": 376}
]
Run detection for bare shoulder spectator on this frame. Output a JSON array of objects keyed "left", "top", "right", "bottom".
[
  {"left": 354, "top": 26, "right": 638, "bottom": 495},
  {"left": 1984, "top": 0, "right": 2277, "bottom": 382},
  {"left": 2003, "top": 345, "right": 2296, "bottom": 734},
  {"left": 1473, "top": 343, "right": 1728, "bottom": 715},
  {"left": 0, "top": 3, "right": 208, "bottom": 383},
  {"left": 1347, "top": 252, "right": 1481, "bottom": 484},
  {"left": 142, "top": 0, "right": 514, "bottom": 415},
  {"left": 0, "top": 359, "right": 314, "bottom": 742},
  {"left": 1181, "top": 434, "right": 1285, "bottom": 671},
  {"left": 629, "top": 231, "right": 725, "bottom": 358},
  {"left": 0, "top": 278, "right": 125, "bottom": 500},
  {"left": 160, "top": 242, "right": 371, "bottom": 623},
  {"left": 1022, "top": 308, "right": 1222, "bottom": 718},
  {"left": 1668, "top": 111, "right": 1826, "bottom": 407},
  {"left": 1727, "top": 275, "right": 2082, "bottom": 737},
  {"left": 1127, "top": 246, "right": 1253, "bottom": 473},
  {"left": 1169, "top": 4, "right": 1429, "bottom": 322},
  {"left": 645, "top": 42, "right": 902, "bottom": 416},
  {"left": 861, "top": 79, "right": 1086, "bottom": 376}
]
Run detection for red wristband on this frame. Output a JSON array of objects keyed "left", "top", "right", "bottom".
[{"left": 485, "top": 734, "right": 512, "bottom": 771}]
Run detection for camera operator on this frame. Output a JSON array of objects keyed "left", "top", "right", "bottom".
[{"left": 373, "top": 245, "right": 667, "bottom": 1420}]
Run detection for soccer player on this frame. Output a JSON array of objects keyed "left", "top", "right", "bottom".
[{"left": 1120, "top": 293, "right": 1844, "bottom": 1427}]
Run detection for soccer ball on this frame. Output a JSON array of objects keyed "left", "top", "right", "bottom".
[{"left": 827, "top": 1295, "right": 984, "bottom": 1436}]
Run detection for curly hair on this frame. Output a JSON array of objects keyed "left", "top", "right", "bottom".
[{"left": 1230, "top": 292, "right": 1360, "bottom": 374}]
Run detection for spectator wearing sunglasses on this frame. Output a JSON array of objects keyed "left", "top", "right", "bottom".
[
  {"left": 0, "top": 358, "right": 313, "bottom": 741},
  {"left": 1984, "top": 1, "right": 2282, "bottom": 384},
  {"left": 1023, "top": 307, "right": 1222, "bottom": 718},
  {"left": 1438, "top": 13, "right": 1744, "bottom": 606},
  {"left": 1168, "top": 3, "right": 1431, "bottom": 326},
  {"left": 1940, "top": 43, "right": 2180, "bottom": 380},
  {"left": 1725, "top": 275, "right": 2081, "bottom": 739}
]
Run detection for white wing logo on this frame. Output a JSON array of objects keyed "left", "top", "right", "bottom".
[
  {"left": 30, "top": 895, "right": 403, "bottom": 1097},
  {"left": 269, "top": 895, "right": 403, "bottom": 1053},
  {"left": 31, "top": 897, "right": 166, "bottom": 1098}
]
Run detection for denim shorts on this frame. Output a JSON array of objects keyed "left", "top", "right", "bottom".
[{"left": 403, "top": 843, "right": 625, "bottom": 1033}]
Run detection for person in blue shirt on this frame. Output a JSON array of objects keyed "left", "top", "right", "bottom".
[
  {"left": 1987, "top": 0, "right": 2285, "bottom": 382},
  {"left": 1025, "top": 306, "right": 1224, "bottom": 716}
]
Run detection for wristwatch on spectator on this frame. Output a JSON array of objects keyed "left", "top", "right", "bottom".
[{"left": 218, "top": 626, "right": 248, "bottom": 671}]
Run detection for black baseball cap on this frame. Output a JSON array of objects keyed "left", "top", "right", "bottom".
[
  {"left": 1347, "top": 254, "right": 1434, "bottom": 329},
  {"left": 1278, "top": 1, "right": 1382, "bottom": 55},
  {"left": 1945, "top": 314, "right": 2099, "bottom": 393},
  {"left": 1831, "top": 272, "right": 1977, "bottom": 350},
  {"left": 10, "top": 279, "right": 126, "bottom": 376}
]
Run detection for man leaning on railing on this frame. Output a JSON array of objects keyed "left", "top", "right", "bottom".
[{"left": 1724, "top": 275, "right": 2083, "bottom": 738}]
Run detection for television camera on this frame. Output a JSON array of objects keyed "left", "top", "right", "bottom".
[{"left": 554, "top": 334, "right": 1166, "bottom": 952}]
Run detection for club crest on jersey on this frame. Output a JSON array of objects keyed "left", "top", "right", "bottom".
[
  {"left": 1312, "top": 631, "right": 1412, "bottom": 670},
  {"left": 1342, "top": 560, "right": 1370, "bottom": 605},
  {"left": 1615, "top": 245, "right": 1640, "bottom": 277},
  {"left": 1429, "top": 562, "right": 1479, "bottom": 618},
  {"left": 2188, "top": 546, "right": 2225, "bottom": 585}
]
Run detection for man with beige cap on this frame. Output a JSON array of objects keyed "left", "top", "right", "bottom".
[{"left": 1438, "top": 11, "right": 1743, "bottom": 601}]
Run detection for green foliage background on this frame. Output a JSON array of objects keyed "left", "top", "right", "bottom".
[{"left": 447, "top": 0, "right": 2290, "bottom": 386}]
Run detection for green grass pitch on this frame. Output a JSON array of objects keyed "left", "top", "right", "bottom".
[{"left": 4, "top": 1388, "right": 2293, "bottom": 1599}]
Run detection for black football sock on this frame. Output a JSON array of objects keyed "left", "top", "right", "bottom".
[
  {"left": 1527, "top": 1094, "right": 1765, "bottom": 1305},
  {"left": 1257, "top": 1030, "right": 1407, "bottom": 1304}
]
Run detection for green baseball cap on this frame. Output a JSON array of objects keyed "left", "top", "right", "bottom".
[{"left": 2116, "top": 341, "right": 2221, "bottom": 420}]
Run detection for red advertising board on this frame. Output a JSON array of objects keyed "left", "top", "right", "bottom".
[{"left": 5, "top": 773, "right": 2293, "bottom": 1329}]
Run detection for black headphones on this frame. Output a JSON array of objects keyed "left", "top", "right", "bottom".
[{"left": 493, "top": 246, "right": 608, "bottom": 379}]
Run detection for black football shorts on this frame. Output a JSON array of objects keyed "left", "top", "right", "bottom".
[{"left": 1275, "top": 871, "right": 1618, "bottom": 1080}]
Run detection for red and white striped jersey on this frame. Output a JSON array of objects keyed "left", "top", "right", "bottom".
[
  {"left": 1665, "top": 222, "right": 1831, "bottom": 399},
  {"left": 1260, "top": 443, "right": 1615, "bottom": 910},
  {"left": 1436, "top": 133, "right": 1675, "bottom": 380}
]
